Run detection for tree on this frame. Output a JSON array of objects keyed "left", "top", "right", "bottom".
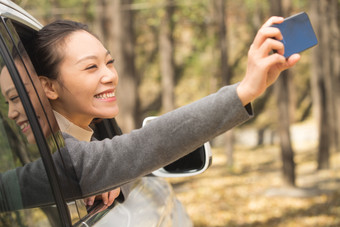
[
  {"left": 310, "top": 0, "right": 340, "bottom": 170},
  {"left": 92, "top": 0, "right": 110, "bottom": 43},
  {"left": 110, "top": 0, "right": 140, "bottom": 133},
  {"left": 209, "top": 0, "right": 234, "bottom": 165},
  {"left": 159, "top": 0, "right": 176, "bottom": 113},
  {"left": 213, "top": 0, "right": 235, "bottom": 166},
  {"left": 269, "top": 0, "right": 296, "bottom": 186}
]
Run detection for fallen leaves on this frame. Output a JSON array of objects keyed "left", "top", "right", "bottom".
[{"left": 167, "top": 144, "right": 340, "bottom": 227}]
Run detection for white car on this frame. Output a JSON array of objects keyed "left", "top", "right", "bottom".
[{"left": 0, "top": 1, "right": 211, "bottom": 226}]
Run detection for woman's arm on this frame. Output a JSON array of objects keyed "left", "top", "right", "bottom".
[
  {"left": 64, "top": 83, "right": 251, "bottom": 196},
  {"left": 62, "top": 16, "right": 300, "bottom": 197}
]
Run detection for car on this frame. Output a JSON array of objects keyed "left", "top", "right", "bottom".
[{"left": 0, "top": 1, "right": 212, "bottom": 226}]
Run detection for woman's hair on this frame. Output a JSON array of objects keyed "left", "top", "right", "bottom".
[{"left": 29, "top": 20, "right": 91, "bottom": 80}]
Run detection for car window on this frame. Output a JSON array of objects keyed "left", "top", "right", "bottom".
[
  {"left": 0, "top": 16, "right": 97, "bottom": 226},
  {"left": 1, "top": 18, "right": 90, "bottom": 225},
  {"left": 0, "top": 20, "right": 64, "bottom": 227}
]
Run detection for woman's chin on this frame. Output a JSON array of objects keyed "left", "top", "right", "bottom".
[
  {"left": 98, "top": 109, "right": 119, "bottom": 119},
  {"left": 27, "top": 134, "right": 36, "bottom": 144}
]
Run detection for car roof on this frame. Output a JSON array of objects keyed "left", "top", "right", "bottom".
[{"left": 0, "top": 0, "right": 42, "bottom": 30}]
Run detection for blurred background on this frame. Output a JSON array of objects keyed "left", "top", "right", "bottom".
[{"left": 14, "top": 0, "right": 340, "bottom": 226}]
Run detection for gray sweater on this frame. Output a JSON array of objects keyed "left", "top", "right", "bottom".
[
  {"left": 1, "top": 83, "right": 252, "bottom": 210},
  {"left": 63, "top": 84, "right": 253, "bottom": 196}
]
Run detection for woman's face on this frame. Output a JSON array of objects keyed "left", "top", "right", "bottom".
[
  {"left": 0, "top": 67, "right": 36, "bottom": 143},
  {"left": 50, "top": 31, "right": 119, "bottom": 128},
  {"left": 0, "top": 62, "right": 55, "bottom": 144}
]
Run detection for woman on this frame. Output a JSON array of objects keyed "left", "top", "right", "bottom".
[
  {"left": 29, "top": 17, "right": 300, "bottom": 200},
  {"left": 0, "top": 50, "right": 120, "bottom": 210},
  {"left": 31, "top": 21, "right": 122, "bottom": 206}
]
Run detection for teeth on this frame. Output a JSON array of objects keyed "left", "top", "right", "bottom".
[
  {"left": 20, "top": 122, "right": 29, "bottom": 130},
  {"left": 95, "top": 92, "right": 115, "bottom": 99}
]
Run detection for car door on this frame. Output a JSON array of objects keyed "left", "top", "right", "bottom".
[{"left": 0, "top": 16, "right": 75, "bottom": 226}]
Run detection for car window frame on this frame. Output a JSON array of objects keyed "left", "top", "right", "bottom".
[
  {"left": 2, "top": 15, "right": 115, "bottom": 225},
  {"left": 0, "top": 16, "right": 72, "bottom": 226}
]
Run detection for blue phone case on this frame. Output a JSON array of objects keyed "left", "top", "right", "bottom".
[{"left": 271, "top": 12, "right": 318, "bottom": 58}]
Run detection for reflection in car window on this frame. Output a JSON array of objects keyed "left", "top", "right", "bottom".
[
  {"left": 0, "top": 19, "right": 64, "bottom": 226},
  {"left": 1, "top": 18, "right": 90, "bottom": 225}
]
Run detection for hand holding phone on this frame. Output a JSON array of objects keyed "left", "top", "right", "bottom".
[{"left": 271, "top": 12, "right": 318, "bottom": 58}]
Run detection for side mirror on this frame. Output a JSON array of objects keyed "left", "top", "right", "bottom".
[{"left": 143, "top": 116, "right": 212, "bottom": 178}]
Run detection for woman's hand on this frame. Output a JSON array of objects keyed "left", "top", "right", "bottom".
[
  {"left": 237, "top": 16, "right": 301, "bottom": 106},
  {"left": 84, "top": 187, "right": 121, "bottom": 207}
]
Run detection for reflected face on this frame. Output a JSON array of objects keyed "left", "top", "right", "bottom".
[
  {"left": 50, "top": 31, "right": 119, "bottom": 129},
  {"left": 0, "top": 66, "right": 36, "bottom": 143},
  {"left": 0, "top": 60, "right": 56, "bottom": 144}
]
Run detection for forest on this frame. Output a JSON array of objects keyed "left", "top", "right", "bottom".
[{"left": 12, "top": 0, "right": 340, "bottom": 226}]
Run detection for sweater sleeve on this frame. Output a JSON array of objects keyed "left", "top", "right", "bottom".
[{"left": 63, "top": 84, "right": 253, "bottom": 196}]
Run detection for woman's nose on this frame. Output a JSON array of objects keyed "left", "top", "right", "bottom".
[
  {"left": 101, "top": 66, "right": 118, "bottom": 84},
  {"left": 8, "top": 104, "right": 19, "bottom": 120}
]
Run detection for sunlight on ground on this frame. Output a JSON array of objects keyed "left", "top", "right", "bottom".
[{"left": 167, "top": 143, "right": 340, "bottom": 227}]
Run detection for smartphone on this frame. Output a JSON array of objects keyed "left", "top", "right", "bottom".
[{"left": 271, "top": 12, "right": 318, "bottom": 58}]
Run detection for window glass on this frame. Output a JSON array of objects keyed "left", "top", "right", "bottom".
[
  {"left": 0, "top": 19, "right": 63, "bottom": 226},
  {"left": 1, "top": 18, "right": 88, "bottom": 225}
]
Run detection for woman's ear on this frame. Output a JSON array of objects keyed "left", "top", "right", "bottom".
[{"left": 39, "top": 76, "right": 59, "bottom": 100}]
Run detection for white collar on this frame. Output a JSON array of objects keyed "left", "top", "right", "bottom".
[{"left": 53, "top": 110, "right": 93, "bottom": 142}]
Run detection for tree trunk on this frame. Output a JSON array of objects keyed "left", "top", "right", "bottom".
[
  {"left": 276, "top": 70, "right": 296, "bottom": 186},
  {"left": 329, "top": 0, "right": 340, "bottom": 152},
  {"left": 159, "top": 0, "right": 176, "bottom": 113},
  {"left": 210, "top": 0, "right": 233, "bottom": 166},
  {"left": 321, "top": 0, "right": 339, "bottom": 153},
  {"left": 110, "top": 0, "right": 139, "bottom": 133},
  {"left": 93, "top": 0, "right": 110, "bottom": 46},
  {"left": 215, "top": 0, "right": 229, "bottom": 85},
  {"left": 270, "top": 0, "right": 296, "bottom": 186},
  {"left": 317, "top": 80, "right": 330, "bottom": 169},
  {"left": 335, "top": 1, "right": 340, "bottom": 152},
  {"left": 310, "top": 0, "right": 340, "bottom": 169},
  {"left": 51, "top": 0, "right": 61, "bottom": 20}
]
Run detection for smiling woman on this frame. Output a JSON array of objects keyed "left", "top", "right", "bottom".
[
  {"left": 25, "top": 17, "right": 301, "bottom": 223},
  {"left": 38, "top": 30, "right": 119, "bottom": 129},
  {"left": 30, "top": 20, "right": 123, "bottom": 208}
]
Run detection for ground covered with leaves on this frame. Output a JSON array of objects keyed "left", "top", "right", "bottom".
[{"left": 168, "top": 143, "right": 340, "bottom": 227}]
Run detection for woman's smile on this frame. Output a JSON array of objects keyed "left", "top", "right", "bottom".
[
  {"left": 19, "top": 120, "right": 31, "bottom": 133},
  {"left": 94, "top": 89, "right": 116, "bottom": 101}
]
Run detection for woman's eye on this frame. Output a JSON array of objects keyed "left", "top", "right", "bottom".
[
  {"left": 85, "top": 65, "right": 97, "bottom": 70},
  {"left": 9, "top": 96, "right": 19, "bottom": 103},
  {"left": 107, "top": 59, "right": 115, "bottom": 65}
]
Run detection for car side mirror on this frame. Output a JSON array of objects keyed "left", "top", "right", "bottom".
[{"left": 143, "top": 116, "right": 212, "bottom": 178}]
